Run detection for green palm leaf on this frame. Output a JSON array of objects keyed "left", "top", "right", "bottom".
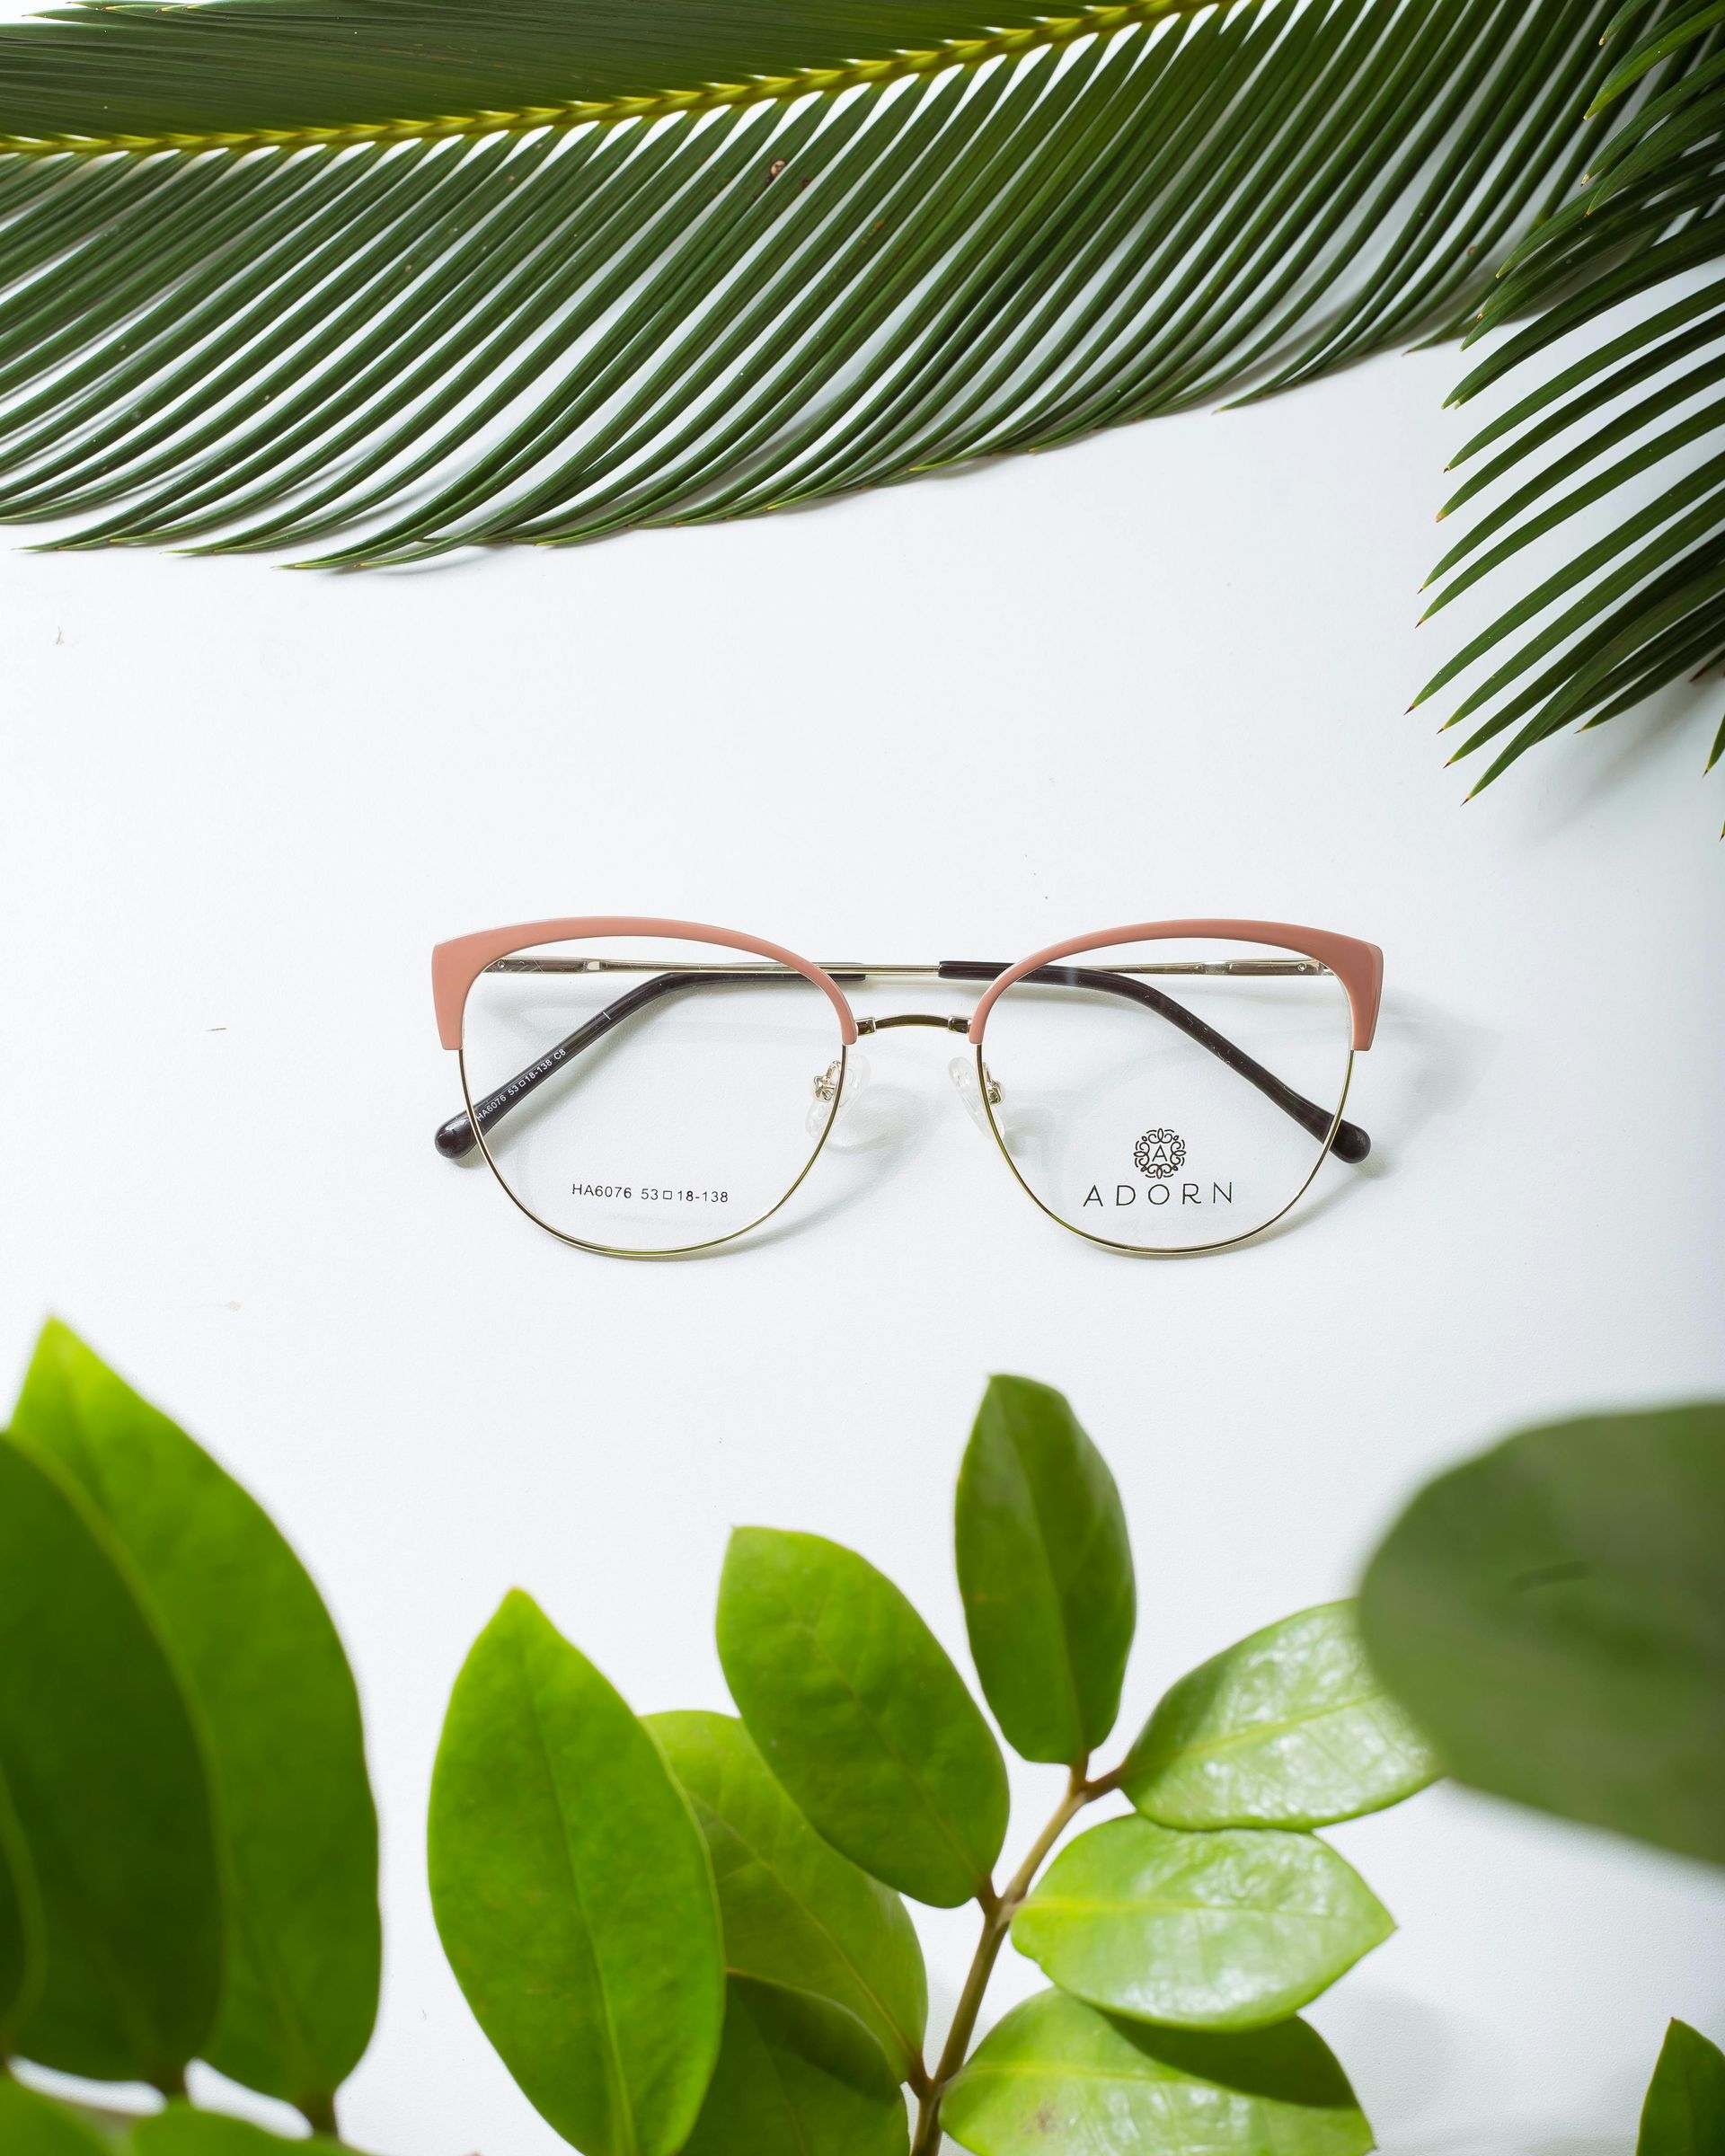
[
  {"left": 0, "top": 0, "right": 1631, "bottom": 565},
  {"left": 1414, "top": 1, "right": 1725, "bottom": 796}
]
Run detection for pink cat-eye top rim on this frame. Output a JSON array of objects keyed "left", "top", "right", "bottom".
[
  {"left": 433, "top": 915, "right": 1382, "bottom": 1049},
  {"left": 433, "top": 917, "right": 860, "bottom": 1050},
  {"left": 967, "top": 921, "right": 1383, "bottom": 1048}
]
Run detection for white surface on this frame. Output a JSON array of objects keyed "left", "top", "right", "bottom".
[{"left": 2, "top": 334, "right": 1722, "bottom": 2156}]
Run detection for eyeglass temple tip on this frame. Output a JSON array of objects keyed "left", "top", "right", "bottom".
[{"left": 435, "top": 1111, "right": 481, "bottom": 1161}]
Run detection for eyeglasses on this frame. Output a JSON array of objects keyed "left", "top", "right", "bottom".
[{"left": 430, "top": 918, "right": 1381, "bottom": 1259}]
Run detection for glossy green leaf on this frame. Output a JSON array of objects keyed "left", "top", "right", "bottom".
[
  {"left": 0, "top": 2081, "right": 119, "bottom": 2156},
  {"left": 717, "top": 1528, "right": 1008, "bottom": 1908},
  {"left": 132, "top": 2103, "right": 347, "bottom": 2156},
  {"left": 1012, "top": 1816, "right": 1393, "bottom": 2031},
  {"left": 682, "top": 1978, "right": 909, "bottom": 2156},
  {"left": 0, "top": 1433, "right": 223, "bottom": 2089},
  {"left": 429, "top": 1591, "right": 724, "bottom": 2156},
  {"left": 0, "top": 1759, "right": 44, "bottom": 2054},
  {"left": 647, "top": 1710, "right": 926, "bottom": 2080},
  {"left": 1124, "top": 1600, "right": 1440, "bottom": 1829},
  {"left": 1359, "top": 1404, "right": 1725, "bottom": 1869},
  {"left": 10, "top": 1321, "right": 379, "bottom": 2115},
  {"left": 942, "top": 1991, "right": 1374, "bottom": 2156},
  {"left": 955, "top": 1375, "right": 1135, "bottom": 1767},
  {"left": 1638, "top": 2019, "right": 1725, "bottom": 2155},
  {"left": 0, "top": 3, "right": 1632, "bottom": 564}
]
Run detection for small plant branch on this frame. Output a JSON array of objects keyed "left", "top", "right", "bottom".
[
  {"left": 909, "top": 1761, "right": 1111, "bottom": 2156},
  {"left": 300, "top": 2091, "right": 341, "bottom": 2138}
]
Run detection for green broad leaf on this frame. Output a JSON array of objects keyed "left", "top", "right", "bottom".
[
  {"left": 429, "top": 1591, "right": 725, "bottom": 2156},
  {"left": 1358, "top": 1404, "right": 1725, "bottom": 1869},
  {"left": 942, "top": 1991, "right": 1374, "bottom": 2156},
  {"left": 1638, "top": 2019, "right": 1725, "bottom": 2154},
  {"left": 1124, "top": 1601, "right": 1440, "bottom": 1829},
  {"left": 132, "top": 2102, "right": 347, "bottom": 2155},
  {"left": 681, "top": 1978, "right": 909, "bottom": 2156},
  {"left": 0, "top": 1433, "right": 224, "bottom": 2089},
  {"left": 11, "top": 1321, "right": 379, "bottom": 2115},
  {"left": 1011, "top": 1816, "right": 1393, "bottom": 2031},
  {"left": 955, "top": 1375, "right": 1135, "bottom": 1767},
  {"left": 0, "top": 2081, "right": 120, "bottom": 2156},
  {"left": 717, "top": 1529, "right": 1008, "bottom": 1909},
  {"left": 646, "top": 1711, "right": 926, "bottom": 2081},
  {"left": 0, "top": 1759, "right": 44, "bottom": 2054}
]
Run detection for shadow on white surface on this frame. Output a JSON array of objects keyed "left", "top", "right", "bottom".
[
  {"left": 1368, "top": 989, "right": 1500, "bottom": 1150},
  {"left": 746, "top": 1076, "right": 937, "bottom": 1252},
  {"left": 1232, "top": 985, "right": 1497, "bottom": 1251},
  {"left": 1514, "top": 670, "right": 1722, "bottom": 845}
]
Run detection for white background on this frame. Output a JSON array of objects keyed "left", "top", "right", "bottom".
[{"left": 2, "top": 324, "right": 1722, "bottom": 2156}]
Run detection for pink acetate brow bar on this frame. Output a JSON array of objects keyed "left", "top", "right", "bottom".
[
  {"left": 968, "top": 922, "right": 1381, "bottom": 1047},
  {"left": 433, "top": 917, "right": 1381, "bottom": 1048},
  {"left": 433, "top": 917, "right": 857, "bottom": 1051},
  {"left": 431, "top": 919, "right": 1381, "bottom": 1168}
]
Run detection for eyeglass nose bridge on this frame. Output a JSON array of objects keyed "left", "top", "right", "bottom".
[
  {"left": 845, "top": 1015, "right": 1004, "bottom": 1138},
  {"left": 854, "top": 1013, "right": 970, "bottom": 1036}
]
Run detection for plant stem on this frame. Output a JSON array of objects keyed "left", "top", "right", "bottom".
[
  {"left": 908, "top": 1764, "right": 1101, "bottom": 2156},
  {"left": 300, "top": 2091, "right": 341, "bottom": 2138}
]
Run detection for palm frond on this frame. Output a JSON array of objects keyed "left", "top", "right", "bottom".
[
  {"left": 1413, "top": 0, "right": 1725, "bottom": 796},
  {"left": 0, "top": 0, "right": 1628, "bottom": 563}
]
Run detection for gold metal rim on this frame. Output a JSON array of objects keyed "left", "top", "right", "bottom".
[
  {"left": 458, "top": 1039, "right": 848, "bottom": 1261},
  {"left": 449, "top": 941, "right": 1367, "bottom": 1259}
]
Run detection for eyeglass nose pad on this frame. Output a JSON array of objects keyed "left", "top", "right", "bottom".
[
  {"left": 947, "top": 1055, "right": 1002, "bottom": 1137},
  {"left": 806, "top": 1051, "right": 871, "bottom": 1135}
]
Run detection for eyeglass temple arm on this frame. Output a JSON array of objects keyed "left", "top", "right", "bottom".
[
  {"left": 432, "top": 969, "right": 866, "bottom": 1160},
  {"left": 436, "top": 961, "right": 1370, "bottom": 1164},
  {"left": 936, "top": 962, "right": 1371, "bottom": 1164}
]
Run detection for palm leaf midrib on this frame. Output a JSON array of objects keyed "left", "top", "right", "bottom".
[{"left": 0, "top": 0, "right": 1216, "bottom": 153}]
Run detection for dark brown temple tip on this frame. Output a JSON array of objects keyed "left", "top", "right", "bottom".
[{"left": 435, "top": 1112, "right": 481, "bottom": 1160}]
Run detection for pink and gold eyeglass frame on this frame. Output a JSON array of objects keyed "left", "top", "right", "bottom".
[{"left": 431, "top": 917, "right": 1383, "bottom": 1258}]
